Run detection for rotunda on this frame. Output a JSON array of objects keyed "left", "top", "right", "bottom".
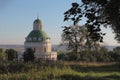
[{"left": 24, "top": 18, "right": 57, "bottom": 60}]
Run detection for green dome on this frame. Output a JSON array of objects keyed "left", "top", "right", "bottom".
[
  {"left": 34, "top": 19, "right": 42, "bottom": 24},
  {"left": 26, "top": 30, "right": 47, "bottom": 42}
]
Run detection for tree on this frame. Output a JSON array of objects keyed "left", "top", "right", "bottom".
[
  {"left": 97, "top": 46, "right": 110, "bottom": 62},
  {"left": 113, "top": 47, "right": 120, "bottom": 61},
  {"left": 113, "top": 46, "right": 120, "bottom": 53},
  {"left": 63, "top": 2, "right": 105, "bottom": 57},
  {"left": 23, "top": 48, "right": 35, "bottom": 62},
  {"left": 64, "top": 2, "right": 105, "bottom": 42},
  {"left": 5, "top": 49, "right": 18, "bottom": 61},
  {"left": 109, "top": 47, "right": 120, "bottom": 62},
  {"left": 62, "top": 25, "right": 101, "bottom": 60},
  {"left": 0, "top": 48, "right": 6, "bottom": 60},
  {"left": 62, "top": 25, "right": 87, "bottom": 58},
  {"left": 64, "top": 0, "right": 120, "bottom": 42}
]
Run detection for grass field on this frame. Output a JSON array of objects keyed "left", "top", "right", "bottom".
[
  {"left": 0, "top": 61, "right": 120, "bottom": 80},
  {"left": 65, "top": 62, "right": 120, "bottom": 80}
]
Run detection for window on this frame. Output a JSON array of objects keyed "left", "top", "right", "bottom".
[
  {"left": 29, "top": 38, "right": 32, "bottom": 41},
  {"left": 44, "top": 48, "right": 46, "bottom": 52},
  {"left": 33, "top": 37, "right": 36, "bottom": 41},
  {"left": 39, "top": 38, "right": 41, "bottom": 41}
]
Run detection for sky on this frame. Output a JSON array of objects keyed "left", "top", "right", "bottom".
[{"left": 0, "top": 0, "right": 119, "bottom": 46}]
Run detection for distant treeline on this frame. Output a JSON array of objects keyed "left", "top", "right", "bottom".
[{"left": 58, "top": 46, "right": 120, "bottom": 62}]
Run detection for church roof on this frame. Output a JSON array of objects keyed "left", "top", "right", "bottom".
[
  {"left": 34, "top": 18, "right": 42, "bottom": 24},
  {"left": 26, "top": 30, "right": 47, "bottom": 42}
]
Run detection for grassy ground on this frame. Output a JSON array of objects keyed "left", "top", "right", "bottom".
[
  {"left": 0, "top": 61, "right": 120, "bottom": 80},
  {"left": 65, "top": 62, "right": 120, "bottom": 80}
]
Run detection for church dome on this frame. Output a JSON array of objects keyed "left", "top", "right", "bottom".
[
  {"left": 25, "top": 18, "right": 49, "bottom": 42},
  {"left": 26, "top": 30, "right": 48, "bottom": 42},
  {"left": 33, "top": 18, "right": 43, "bottom": 30},
  {"left": 34, "top": 18, "right": 42, "bottom": 24}
]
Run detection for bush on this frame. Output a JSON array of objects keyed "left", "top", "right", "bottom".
[
  {"left": 5, "top": 49, "right": 18, "bottom": 61},
  {"left": 58, "top": 49, "right": 111, "bottom": 62},
  {"left": 23, "top": 48, "right": 35, "bottom": 62}
]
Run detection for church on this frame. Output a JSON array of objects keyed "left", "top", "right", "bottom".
[{"left": 23, "top": 18, "right": 57, "bottom": 61}]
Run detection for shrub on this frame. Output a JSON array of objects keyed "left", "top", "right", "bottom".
[{"left": 23, "top": 48, "right": 35, "bottom": 62}]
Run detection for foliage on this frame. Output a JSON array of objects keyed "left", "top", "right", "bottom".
[
  {"left": 62, "top": 25, "right": 102, "bottom": 60},
  {"left": 57, "top": 51, "right": 67, "bottom": 60},
  {"left": 0, "top": 61, "right": 119, "bottom": 80},
  {"left": 5, "top": 49, "right": 18, "bottom": 61},
  {"left": 0, "top": 48, "right": 6, "bottom": 60},
  {"left": 113, "top": 46, "right": 120, "bottom": 53},
  {"left": 63, "top": 1, "right": 120, "bottom": 62},
  {"left": 63, "top": 2, "right": 105, "bottom": 43},
  {"left": 62, "top": 25, "right": 88, "bottom": 54},
  {"left": 109, "top": 47, "right": 120, "bottom": 62},
  {"left": 64, "top": 0, "right": 120, "bottom": 42},
  {"left": 62, "top": 2, "right": 106, "bottom": 57},
  {"left": 58, "top": 46, "right": 120, "bottom": 62},
  {"left": 23, "top": 48, "right": 35, "bottom": 62}
]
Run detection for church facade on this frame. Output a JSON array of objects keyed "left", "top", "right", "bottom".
[{"left": 24, "top": 18, "right": 57, "bottom": 60}]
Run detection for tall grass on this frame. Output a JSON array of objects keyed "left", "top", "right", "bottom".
[{"left": 0, "top": 61, "right": 120, "bottom": 80}]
